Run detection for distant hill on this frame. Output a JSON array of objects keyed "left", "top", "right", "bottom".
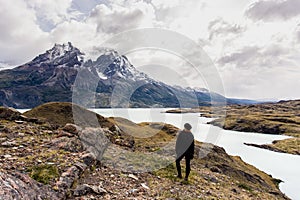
[
  {"left": 0, "top": 42, "right": 254, "bottom": 108},
  {"left": 227, "top": 98, "right": 260, "bottom": 105}
]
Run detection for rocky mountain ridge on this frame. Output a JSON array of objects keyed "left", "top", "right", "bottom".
[{"left": 0, "top": 42, "right": 255, "bottom": 108}]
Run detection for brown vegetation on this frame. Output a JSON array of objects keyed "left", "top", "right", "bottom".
[{"left": 0, "top": 102, "right": 290, "bottom": 199}]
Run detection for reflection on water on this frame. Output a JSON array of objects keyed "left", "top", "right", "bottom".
[{"left": 92, "top": 108, "right": 299, "bottom": 200}]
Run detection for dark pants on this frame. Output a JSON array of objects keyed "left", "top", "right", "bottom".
[{"left": 176, "top": 154, "right": 191, "bottom": 179}]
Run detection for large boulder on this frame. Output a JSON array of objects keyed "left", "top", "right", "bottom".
[
  {"left": 62, "top": 123, "right": 82, "bottom": 135},
  {"left": 0, "top": 170, "right": 59, "bottom": 200},
  {"left": 78, "top": 127, "right": 110, "bottom": 160}
]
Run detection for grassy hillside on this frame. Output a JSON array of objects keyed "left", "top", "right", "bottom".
[{"left": 0, "top": 102, "right": 290, "bottom": 199}]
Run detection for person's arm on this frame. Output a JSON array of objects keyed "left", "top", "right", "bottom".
[
  {"left": 191, "top": 140, "right": 195, "bottom": 159},
  {"left": 175, "top": 131, "right": 182, "bottom": 154},
  {"left": 187, "top": 134, "right": 195, "bottom": 159}
]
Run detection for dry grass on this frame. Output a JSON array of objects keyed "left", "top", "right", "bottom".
[{"left": 24, "top": 102, "right": 113, "bottom": 128}]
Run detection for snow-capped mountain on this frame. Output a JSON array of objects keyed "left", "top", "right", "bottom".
[
  {"left": 85, "top": 49, "right": 151, "bottom": 82},
  {"left": 0, "top": 42, "right": 251, "bottom": 108},
  {"left": 25, "top": 42, "right": 84, "bottom": 68}
]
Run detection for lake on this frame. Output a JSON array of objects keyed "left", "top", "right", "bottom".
[{"left": 90, "top": 108, "right": 299, "bottom": 200}]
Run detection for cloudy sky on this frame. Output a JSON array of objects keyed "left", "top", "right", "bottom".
[{"left": 0, "top": 0, "right": 299, "bottom": 100}]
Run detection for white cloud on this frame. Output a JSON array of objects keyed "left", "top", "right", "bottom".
[
  {"left": 0, "top": 0, "right": 50, "bottom": 65},
  {"left": 0, "top": 0, "right": 299, "bottom": 99},
  {"left": 150, "top": 0, "right": 206, "bottom": 22},
  {"left": 127, "top": 49, "right": 207, "bottom": 88},
  {"left": 208, "top": 18, "right": 245, "bottom": 40},
  {"left": 296, "top": 24, "right": 300, "bottom": 42},
  {"left": 219, "top": 65, "right": 300, "bottom": 100},
  {"left": 215, "top": 25, "right": 300, "bottom": 100},
  {"left": 245, "top": 0, "right": 300, "bottom": 21},
  {"left": 71, "top": 0, "right": 104, "bottom": 18},
  {"left": 49, "top": 1, "right": 158, "bottom": 59},
  {"left": 89, "top": 4, "right": 145, "bottom": 34},
  {"left": 218, "top": 44, "right": 294, "bottom": 69},
  {"left": 50, "top": 19, "right": 101, "bottom": 59},
  {"left": 26, "top": 0, "right": 80, "bottom": 31}
]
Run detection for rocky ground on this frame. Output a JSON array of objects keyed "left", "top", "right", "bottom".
[
  {"left": 167, "top": 100, "right": 300, "bottom": 155},
  {"left": 0, "top": 102, "right": 290, "bottom": 199}
]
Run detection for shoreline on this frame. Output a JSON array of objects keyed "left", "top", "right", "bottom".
[{"left": 165, "top": 100, "right": 300, "bottom": 156}]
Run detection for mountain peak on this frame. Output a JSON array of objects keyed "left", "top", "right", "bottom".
[
  {"left": 28, "top": 42, "right": 84, "bottom": 67},
  {"left": 85, "top": 48, "right": 149, "bottom": 82},
  {"left": 100, "top": 48, "right": 119, "bottom": 57},
  {"left": 52, "top": 42, "right": 75, "bottom": 53}
]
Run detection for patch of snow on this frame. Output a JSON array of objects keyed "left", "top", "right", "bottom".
[
  {"left": 172, "top": 85, "right": 185, "bottom": 90},
  {"left": 102, "top": 49, "right": 118, "bottom": 57},
  {"left": 97, "top": 70, "right": 108, "bottom": 80},
  {"left": 0, "top": 62, "right": 14, "bottom": 71},
  {"left": 56, "top": 64, "right": 67, "bottom": 68},
  {"left": 194, "top": 87, "right": 209, "bottom": 93},
  {"left": 186, "top": 87, "right": 209, "bottom": 93}
]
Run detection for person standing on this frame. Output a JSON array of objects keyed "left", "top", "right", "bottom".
[{"left": 175, "top": 123, "right": 195, "bottom": 181}]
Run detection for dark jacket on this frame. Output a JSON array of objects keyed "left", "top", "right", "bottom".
[{"left": 175, "top": 130, "right": 195, "bottom": 159}]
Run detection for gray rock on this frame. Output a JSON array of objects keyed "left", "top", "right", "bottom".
[
  {"left": 0, "top": 170, "right": 59, "bottom": 200},
  {"left": 203, "top": 174, "right": 219, "bottom": 183},
  {"left": 62, "top": 123, "right": 82, "bottom": 135},
  {"left": 18, "top": 132, "right": 25, "bottom": 137},
  {"left": 210, "top": 166, "right": 222, "bottom": 173},
  {"left": 141, "top": 183, "right": 150, "bottom": 190},
  {"left": 128, "top": 188, "right": 139, "bottom": 194},
  {"left": 56, "top": 166, "right": 81, "bottom": 191},
  {"left": 19, "top": 115, "right": 39, "bottom": 123},
  {"left": 51, "top": 136, "right": 84, "bottom": 152},
  {"left": 79, "top": 127, "right": 110, "bottom": 161},
  {"left": 55, "top": 161, "right": 89, "bottom": 198},
  {"left": 74, "top": 162, "right": 88, "bottom": 171},
  {"left": 1, "top": 141, "right": 16, "bottom": 147},
  {"left": 73, "top": 184, "right": 94, "bottom": 196},
  {"left": 128, "top": 174, "right": 138, "bottom": 180},
  {"left": 3, "top": 154, "right": 12, "bottom": 158},
  {"left": 81, "top": 152, "right": 96, "bottom": 166},
  {"left": 73, "top": 184, "right": 107, "bottom": 196}
]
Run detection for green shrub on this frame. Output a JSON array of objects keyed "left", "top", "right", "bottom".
[
  {"left": 29, "top": 164, "right": 59, "bottom": 184},
  {"left": 238, "top": 183, "right": 253, "bottom": 191}
]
